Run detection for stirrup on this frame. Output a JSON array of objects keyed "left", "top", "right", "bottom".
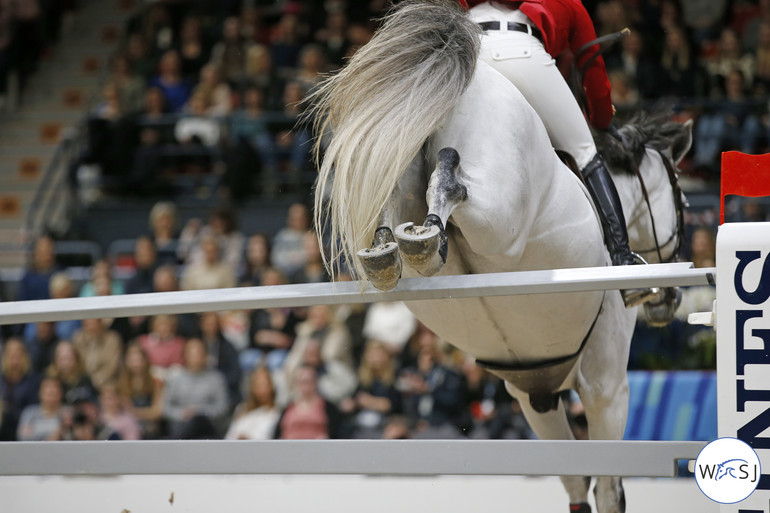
[{"left": 620, "top": 253, "right": 660, "bottom": 308}]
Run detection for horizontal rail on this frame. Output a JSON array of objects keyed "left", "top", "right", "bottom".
[
  {"left": 0, "top": 440, "right": 706, "bottom": 477},
  {"left": 0, "top": 263, "right": 715, "bottom": 324}
]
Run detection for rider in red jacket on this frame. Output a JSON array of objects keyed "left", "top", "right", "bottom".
[{"left": 458, "top": 0, "right": 650, "bottom": 308}]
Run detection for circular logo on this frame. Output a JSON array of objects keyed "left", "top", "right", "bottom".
[{"left": 695, "top": 438, "right": 761, "bottom": 504}]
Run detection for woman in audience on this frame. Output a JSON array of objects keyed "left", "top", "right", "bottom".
[
  {"left": 117, "top": 343, "right": 164, "bottom": 439},
  {"left": 16, "top": 377, "right": 64, "bottom": 441},
  {"left": 340, "top": 340, "right": 401, "bottom": 438},
  {"left": 225, "top": 366, "right": 280, "bottom": 440},
  {"left": 163, "top": 338, "right": 229, "bottom": 439},
  {"left": 98, "top": 382, "right": 142, "bottom": 441},
  {"left": 71, "top": 318, "right": 123, "bottom": 389},
  {"left": 138, "top": 314, "right": 186, "bottom": 379},
  {"left": 275, "top": 364, "right": 342, "bottom": 439},
  {"left": 149, "top": 49, "right": 192, "bottom": 113},
  {"left": 0, "top": 339, "right": 40, "bottom": 440},
  {"left": 240, "top": 232, "right": 272, "bottom": 286},
  {"left": 46, "top": 340, "right": 98, "bottom": 406},
  {"left": 180, "top": 234, "right": 237, "bottom": 291}
]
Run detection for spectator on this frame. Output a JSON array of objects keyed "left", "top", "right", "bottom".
[
  {"left": 125, "top": 236, "right": 158, "bottom": 295},
  {"left": 289, "top": 230, "right": 329, "bottom": 284},
  {"left": 176, "top": 15, "right": 210, "bottom": 82},
  {"left": 24, "top": 272, "right": 80, "bottom": 344},
  {"left": 292, "top": 44, "right": 327, "bottom": 92},
  {"left": 274, "top": 80, "right": 312, "bottom": 175},
  {"left": 283, "top": 304, "right": 354, "bottom": 380},
  {"left": 243, "top": 44, "right": 284, "bottom": 110},
  {"left": 149, "top": 266, "right": 198, "bottom": 338},
  {"left": 706, "top": 27, "right": 755, "bottom": 93},
  {"left": 17, "top": 235, "right": 58, "bottom": 302},
  {"left": 271, "top": 202, "right": 310, "bottom": 277},
  {"left": 180, "top": 234, "right": 237, "bottom": 291},
  {"left": 92, "top": 82, "right": 123, "bottom": 122},
  {"left": 16, "top": 377, "right": 64, "bottom": 441},
  {"left": 753, "top": 20, "right": 770, "bottom": 94},
  {"left": 175, "top": 91, "right": 221, "bottom": 147},
  {"left": 0, "top": 338, "right": 40, "bottom": 440},
  {"left": 210, "top": 16, "right": 253, "bottom": 86},
  {"left": 163, "top": 338, "right": 229, "bottom": 439},
  {"left": 178, "top": 205, "right": 245, "bottom": 270},
  {"left": 244, "top": 267, "right": 299, "bottom": 372},
  {"left": 226, "top": 85, "right": 277, "bottom": 180},
  {"left": 71, "top": 318, "right": 123, "bottom": 389},
  {"left": 62, "top": 402, "right": 119, "bottom": 441},
  {"left": 125, "top": 32, "right": 155, "bottom": 81},
  {"left": 275, "top": 364, "right": 342, "bottom": 439},
  {"left": 314, "top": 9, "right": 351, "bottom": 68},
  {"left": 655, "top": 24, "right": 707, "bottom": 98},
  {"left": 398, "top": 336, "right": 469, "bottom": 438},
  {"left": 79, "top": 259, "right": 125, "bottom": 297},
  {"left": 694, "top": 69, "right": 763, "bottom": 171},
  {"left": 225, "top": 366, "right": 280, "bottom": 440},
  {"left": 198, "top": 311, "right": 242, "bottom": 409},
  {"left": 277, "top": 335, "right": 357, "bottom": 408},
  {"left": 240, "top": 232, "right": 272, "bottom": 286},
  {"left": 604, "top": 28, "right": 661, "bottom": 101},
  {"left": 149, "top": 49, "right": 192, "bottom": 113},
  {"left": 98, "top": 382, "right": 142, "bottom": 441},
  {"left": 46, "top": 340, "right": 98, "bottom": 406},
  {"left": 108, "top": 53, "right": 146, "bottom": 114},
  {"left": 138, "top": 314, "right": 186, "bottom": 378},
  {"left": 148, "top": 201, "right": 179, "bottom": 264},
  {"left": 24, "top": 321, "right": 58, "bottom": 375},
  {"left": 340, "top": 340, "right": 402, "bottom": 438},
  {"left": 191, "top": 64, "right": 232, "bottom": 116},
  {"left": 269, "top": 10, "right": 305, "bottom": 73},
  {"left": 117, "top": 343, "right": 164, "bottom": 439}
]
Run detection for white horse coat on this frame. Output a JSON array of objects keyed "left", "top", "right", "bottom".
[{"left": 310, "top": 2, "right": 689, "bottom": 511}]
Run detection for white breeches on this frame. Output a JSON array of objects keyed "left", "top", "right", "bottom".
[{"left": 468, "top": 2, "right": 598, "bottom": 169}]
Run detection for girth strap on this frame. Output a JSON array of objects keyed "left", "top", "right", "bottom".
[{"left": 476, "top": 293, "right": 605, "bottom": 413}]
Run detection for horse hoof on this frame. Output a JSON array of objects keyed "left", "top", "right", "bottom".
[
  {"left": 643, "top": 287, "right": 682, "bottom": 327},
  {"left": 394, "top": 222, "right": 445, "bottom": 276},
  {"left": 357, "top": 242, "right": 401, "bottom": 290}
]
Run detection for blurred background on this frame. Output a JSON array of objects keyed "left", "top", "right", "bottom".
[{"left": 0, "top": 0, "right": 750, "bottom": 450}]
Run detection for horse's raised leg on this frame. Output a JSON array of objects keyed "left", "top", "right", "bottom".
[
  {"left": 357, "top": 201, "right": 402, "bottom": 291},
  {"left": 395, "top": 147, "right": 466, "bottom": 276},
  {"left": 643, "top": 287, "right": 683, "bottom": 327},
  {"left": 506, "top": 383, "right": 592, "bottom": 511}
]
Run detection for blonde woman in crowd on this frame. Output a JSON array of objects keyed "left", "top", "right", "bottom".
[
  {"left": 117, "top": 343, "right": 165, "bottom": 439},
  {"left": 225, "top": 366, "right": 280, "bottom": 440}
]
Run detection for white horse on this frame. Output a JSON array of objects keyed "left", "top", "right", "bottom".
[{"left": 310, "top": 2, "right": 691, "bottom": 512}]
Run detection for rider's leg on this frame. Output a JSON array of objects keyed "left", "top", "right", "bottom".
[
  {"left": 581, "top": 153, "right": 636, "bottom": 267},
  {"left": 471, "top": 20, "right": 654, "bottom": 305}
]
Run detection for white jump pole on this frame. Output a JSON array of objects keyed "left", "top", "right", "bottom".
[{"left": 0, "top": 262, "right": 713, "bottom": 325}]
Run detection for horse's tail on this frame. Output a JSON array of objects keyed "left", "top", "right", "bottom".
[{"left": 310, "top": 0, "right": 480, "bottom": 280}]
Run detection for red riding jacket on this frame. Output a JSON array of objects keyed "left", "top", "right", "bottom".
[{"left": 458, "top": 0, "right": 613, "bottom": 130}]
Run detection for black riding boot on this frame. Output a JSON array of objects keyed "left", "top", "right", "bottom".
[{"left": 581, "top": 154, "right": 657, "bottom": 307}]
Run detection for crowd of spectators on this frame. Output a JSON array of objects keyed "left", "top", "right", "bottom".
[
  {"left": 75, "top": 0, "right": 391, "bottom": 201},
  {"left": 0, "top": 200, "right": 542, "bottom": 442},
  {"left": 590, "top": 0, "right": 770, "bottom": 181},
  {"left": 62, "top": 0, "right": 770, "bottom": 197}
]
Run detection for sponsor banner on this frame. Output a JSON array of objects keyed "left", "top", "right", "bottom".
[{"left": 717, "top": 223, "right": 770, "bottom": 512}]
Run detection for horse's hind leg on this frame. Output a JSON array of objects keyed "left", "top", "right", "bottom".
[
  {"left": 395, "top": 147, "right": 466, "bottom": 276},
  {"left": 505, "top": 384, "right": 593, "bottom": 511},
  {"left": 357, "top": 198, "right": 402, "bottom": 290}
]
